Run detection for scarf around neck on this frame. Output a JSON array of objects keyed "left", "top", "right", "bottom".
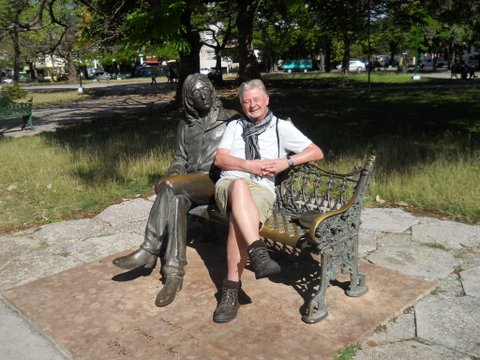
[{"left": 241, "top": 109, "right": 274, "bottom": 160}]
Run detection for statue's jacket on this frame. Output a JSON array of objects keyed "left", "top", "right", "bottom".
[{"left": 168, "top": 107, "right": 239, "bottom": 180}]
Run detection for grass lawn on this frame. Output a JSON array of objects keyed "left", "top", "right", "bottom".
[{"left": 1, "top": 73, "right": 479, "bottom": 233}]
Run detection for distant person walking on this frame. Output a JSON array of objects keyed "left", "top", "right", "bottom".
[{"left": 151, "top": 71, "right": 157, "bottom": 85}]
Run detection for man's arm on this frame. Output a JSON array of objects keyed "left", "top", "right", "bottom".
[
  {"left": 261, "top": 143, "right": 324, "bottom": 177},
  {"left": 287, "top": 143, "right": 324, "bottom": 167},
  {"left": 214, "top": 148, "right": 265, "bottom": 177}
]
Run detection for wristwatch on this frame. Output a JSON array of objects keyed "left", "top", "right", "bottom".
[{"left": 286, "top": 155, "right": 295, "bottom": 168}]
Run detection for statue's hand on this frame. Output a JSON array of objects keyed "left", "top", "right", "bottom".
[{"left": 167, "top": 165, "right": 186, "bottom": 177}]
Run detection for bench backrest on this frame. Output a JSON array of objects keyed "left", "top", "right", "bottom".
[
  {"left": 0, "top": 97, "right": 12, "bottom": 108},
  {"left": 275, "top": 155, "right": 375, "bottom": 216}
]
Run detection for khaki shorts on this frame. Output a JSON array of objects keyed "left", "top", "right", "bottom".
[{"left": 215, "top": 177, "right": 275, "bottom": 225}]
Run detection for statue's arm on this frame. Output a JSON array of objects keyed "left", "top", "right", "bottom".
[{"left": 167, "top": 122, "right": 188, "bottom": 176}]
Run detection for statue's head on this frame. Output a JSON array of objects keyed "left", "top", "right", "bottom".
[{"left": 183, "top": 73, "right": 217, "bottom": 119}]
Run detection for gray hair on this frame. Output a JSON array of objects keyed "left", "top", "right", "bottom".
[{"left": 237, "top": 79, "right": 268, "bottom": 102}]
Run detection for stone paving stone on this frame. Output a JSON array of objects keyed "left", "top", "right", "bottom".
[
  {"left": 0, "top": 243, "right": 83, "bottom": 291},
  {"left": 360, "top": 208, "right": 419, "bottom": 233},
  {"left": 458, "top": 248, "right": 480, "bottom": 270},
  {"left": 367, "top": 233, "right": 458, "bottom": 281},
  {"left": 431, "top": 274, "right": 465, "bottom": 299},
  {"left": 461, "top": 266, "right": 480, "bottom": 298},
  {"left": 359, "top": 311, "right": 415, "bottom": 349},
  {"left": 354, "top": 340, "right": 471, "bottom": 360},
  {"left": 412, "top": 219, "right": 480, "bottom": 249},
  {"left": 0, "top": 300, "right": 72, "bottom": 360},
  {"left": 67, "top": 232, "right": 143, "bottom": 263},
  {"left": 30, "top": 218, "right": 108, "bottom": 244},
  {"left": 94, "top": 198, "right": 152, "bottom": 235},
  {"left": 0, "top": 235, "right": 39, "bottom": 265},
  {"left": 416, "top": 296, "right": 480, "bottom": 358},
  {"left": 358, "top": 228, "right": 378, "bottom": 257}
]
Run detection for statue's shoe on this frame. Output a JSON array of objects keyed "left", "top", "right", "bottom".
[
  {"left": 155, "top": 276, "right": 183, "bottom": 307},
  {"left": 112, "top": 248, "right": 157, "bottom": 269}
]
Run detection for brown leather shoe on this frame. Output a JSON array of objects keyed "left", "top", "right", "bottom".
[
  {"left": 155, "top": 276, "right": 183, "bottom": 307},
  {"left": 112, "top": 248, "right": 157, "bottom": 269}
]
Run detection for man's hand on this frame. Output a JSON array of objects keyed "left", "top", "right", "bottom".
[{"left": 259, "top": 158, "right": 290, "bottom": 177}]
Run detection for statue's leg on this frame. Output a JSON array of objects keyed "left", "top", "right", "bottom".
[
  {"left": 140, "top": 182, "right": 174, "bottom": 255},
  {"left": 162, "top": 194, "right": 192, "bottom": 278},
  {"left": 155, "top": 173, "right": 215, "bottom": 306},
  {"left": 112, "top": 179, "right": 175, "bottom": 269}
]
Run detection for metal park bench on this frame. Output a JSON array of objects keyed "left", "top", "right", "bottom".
[
  {"left": 190, "top": 155, "right": 376, "bottom": 323},
  {"left": 0, "top": 97, "right": 34, "bottom": 130}
]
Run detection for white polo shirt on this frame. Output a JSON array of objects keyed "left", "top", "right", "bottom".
[{"left": 217, "top": 116, "right": 312, "bottom": 193}]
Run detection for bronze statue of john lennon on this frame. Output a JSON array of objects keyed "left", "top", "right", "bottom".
[{"left": 113, "top": 73, "right": 238, "bottom": 306}]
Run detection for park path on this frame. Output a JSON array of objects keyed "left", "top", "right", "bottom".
[{"left": 1, "top": 81, "right": 177, "bottom": 138}]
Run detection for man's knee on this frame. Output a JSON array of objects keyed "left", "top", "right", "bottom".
[{"left": 228, "top": 179, "right": 250, "bottom": 198}]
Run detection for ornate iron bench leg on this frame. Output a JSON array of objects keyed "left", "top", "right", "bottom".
[
  {"left": 302, "top": 253, "right": 331, "bottom": 323},
  {"left": 20, "top": 114, "right": 33, "bottom": 130},
  {"left": 345, "top": 234, "right": 368, "bottom": 297}
]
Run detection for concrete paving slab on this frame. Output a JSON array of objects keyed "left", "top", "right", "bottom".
[
  {"left": 461, "top": 266, "right": 480, "bottom": 298},
  {"left": 0, "top": 243, "right": 83, "bottom": 291},
  {"left": 0, "top": 235, "right": 39, "bottom": 266},
  {"left": 361, "top": 208, "right": 419, "bottom": 233},
  {"left": 458, "top": 248, "right": 480, "bottom": 269},
  {"left": 354, "top": 340, "right": 471, "bottom": 360},
  {"left": 432, "top": 274, "right": 465, "bottom": 299},
  {"left": 2, "top": 241, "right": 435, "bottom": 360},
  {"left": 415, "top": 296, "right": 480, "bottom": 357},
  {"left": 60, "top": 232, "right": 143, "bottom": 264},
  {"left": 358, "top": 228, "right": 377, "bottom": 256},
  {"left": 0, "top": 223, "right": 140, "bottom": 292},
  {"left": 93, "top": 198, "right": 153, "bottom": 235},
  {"left": 367, "top": 233, "right": 458, "bottom": 281},
  {"left": 30, "top": 218, "right": 108, "bottom": 244},
  {"left": 359, "top": 311, "right": 415, "bottom": 348},
  {"left": 412, "top": 219, "right": 480, "bottom": 249},
  {"left": 0, "top": 299, "right": 72, "bottom": 360}
]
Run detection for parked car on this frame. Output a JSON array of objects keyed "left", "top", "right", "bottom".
[
  {"left": 419, "top": 59, "right": 445, "bottom": 69},
  {"left": 136, "top": 69, "right": 153, "bottom": 78},
  {"left": 200, "top": 67, "right": 211, "bottom": 75},
  {"left": 282, "top": 59, "right": 314, "bottom": 73},
  {"left": 117, "top": 72, "right": 132, "bottom": 79},
  {"left": 336, "top": 60, "right": 366, "bottom": 72},
  {"left": 91, "top": 71, "right": 112, "bottom": 81},
  {"left": 365, "top": 60, "right": 382, "bottom": 71}
]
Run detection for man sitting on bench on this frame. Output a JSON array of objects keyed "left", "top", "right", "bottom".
[{"left": 212, "top": 79, "right": 324, "bottom": 323}]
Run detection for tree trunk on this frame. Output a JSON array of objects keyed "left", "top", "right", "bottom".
[
  {"left": 325, "top": 36, "right": 332, "bottom": 72},
  {"left": 173, "top": 7, "right": 201, "bottom": 108},
  {"left": 10, "top": 30, "right": 21, "bottom": 83},
  {"left": 236, "top": 0, "right": 261, "bottom": 84},
  {"left": 66, "top": 53, "right": 78, "bottom": 83}
]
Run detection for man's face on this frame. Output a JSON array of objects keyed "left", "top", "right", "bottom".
[
  {"left": 191, "top": 80, "right": 213, "bottom": 113},
  {"left": 241, "top": 87, "right": 269, "bottom": 123}
]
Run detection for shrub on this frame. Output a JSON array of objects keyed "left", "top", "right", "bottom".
[{"left": 0, "top": 84, "right": 27, "bottom": 100}]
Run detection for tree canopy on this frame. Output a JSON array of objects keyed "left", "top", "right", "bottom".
[{"left": 1, "top": 0, "right": 479, "bottom": 85}]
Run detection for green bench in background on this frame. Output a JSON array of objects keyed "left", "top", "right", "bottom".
[{"left": 0, "top": 97, "right": 34, "bottom": 130}]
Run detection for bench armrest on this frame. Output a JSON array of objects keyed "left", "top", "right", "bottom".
[{"left": 307, "top": 155, "right": 375, "bottom": 244}]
